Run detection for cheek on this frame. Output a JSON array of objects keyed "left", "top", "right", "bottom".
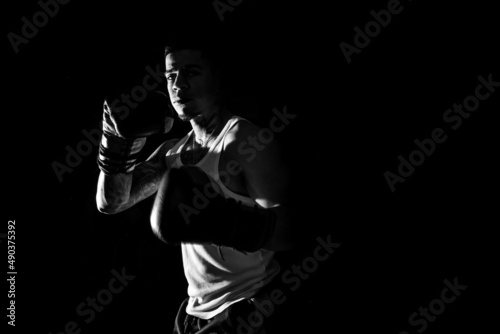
[
  {"left": 198, "top": 78, "right": 219, "bottom": 98},
  {"left": 167, "top": 85, "right": 176, "bottom": 99}
]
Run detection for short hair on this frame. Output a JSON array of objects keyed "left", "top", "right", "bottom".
[{"left": 163, "top": 37, "right": 226, "bottom": 73}]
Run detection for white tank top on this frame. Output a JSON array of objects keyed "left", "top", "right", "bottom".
[{"left": 164, "top": 114, "right": 280, "bottom": 319}]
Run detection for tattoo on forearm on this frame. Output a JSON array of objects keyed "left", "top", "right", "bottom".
[{"left": 129, "top": 162, "right": 164, "bottom": 207}]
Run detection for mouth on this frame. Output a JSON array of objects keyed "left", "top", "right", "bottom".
[{"left": 175, "top": 97, "right": 193, "bottom": 105}]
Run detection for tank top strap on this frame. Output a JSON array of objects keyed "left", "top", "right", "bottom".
[
  {"left": 165, "top": 114, "right": 255, "bottom": 207},
  {"left": 200, "top": 115, "right": 246, "bottom": 166},
  {"left": 198, "top": 115, "right": 256, "bottom": 207}
]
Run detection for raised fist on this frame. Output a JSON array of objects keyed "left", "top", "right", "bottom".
[{"left": 103, "top": 90, "right": 174, "bottom": 139}]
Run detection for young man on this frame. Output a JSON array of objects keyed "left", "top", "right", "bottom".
[{"left": 96, "top": 39, "right": 295, "bottom": 333}]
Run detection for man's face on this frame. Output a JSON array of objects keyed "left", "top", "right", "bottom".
[{"left": 165, "top": 49, "right": 219, "bottom": 121}]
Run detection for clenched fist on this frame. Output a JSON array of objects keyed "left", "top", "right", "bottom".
[
  {"left": 103, "top": 90, "right": 174, "bottom": 139},
  {"left": 97, "top": 90, "right": 175, "bottom": 175}
]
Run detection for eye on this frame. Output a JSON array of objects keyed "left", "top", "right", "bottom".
[{"left": 165, "top": 74, "right": 175, "bottom": 81}]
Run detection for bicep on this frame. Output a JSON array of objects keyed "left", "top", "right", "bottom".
[
  {"left": 243, "top": 143, "right": 290, "bottom": 208},
  {"left": 233, "top": 128, "right": 296, "bottom": 250},
  {"left": 227, "top": 125, "right": 290, "bottom": 208},
  {"left": 225, "top": 123, "right": 296, "bottom": 250}
]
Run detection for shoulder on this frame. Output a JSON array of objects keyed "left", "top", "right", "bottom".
[
  {"left": 164, "top": 137, "right": 181, "bottom": 151},
  {"left": 146, "top": 138, "right": 180, "bottom": 163},
  {"left": 223, "top": 116, "right": 283, "bottom": 167},
  {"left": 158, "top": 138, "right": 181, "bottom": 155},
  {"left": 224, "top": 117, "right": 261, "bottom": 145}
]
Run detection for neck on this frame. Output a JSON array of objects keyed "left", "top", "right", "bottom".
[{"left": 189, "top": 105, "right": 227, "bottom": 146}]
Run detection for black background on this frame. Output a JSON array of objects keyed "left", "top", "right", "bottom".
[{"left": 4, "top": 0, "right": 498, "bottom": 333}]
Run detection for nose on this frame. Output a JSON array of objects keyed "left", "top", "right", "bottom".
[{"left": 172, "top": 73, "right": 189, "bottom": 92}]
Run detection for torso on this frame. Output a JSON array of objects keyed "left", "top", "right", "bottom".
[
  {"left": 179, "top": 116, "right": 249, "bottom": 198},
  {"left": 166, "top": 114, "right": 280, "bottom": 319}
]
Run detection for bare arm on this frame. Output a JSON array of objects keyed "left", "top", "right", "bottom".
[
  {"left": 96, "top": 139, "right": 176, "bottom": 214},
  {"left": 225, "top": 122, "right": 297, "bottom": 251}
]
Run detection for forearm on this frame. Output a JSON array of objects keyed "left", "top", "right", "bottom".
[
  {"left": 95, "top": 90, "right": 174, "bottom": 214},
  {"left": 96, "top": 172, "right": 133, "bottom": 214},
  {"left": 261, "top": 205, "right": 297, "bottom": 251},
  {"left": 150, "top": 166, "right": 192, "bottom": 243},
  {"left": 149, "top": 166, "right": 293, "bottom": 251},
  {"left": 150, "top": 171, "right": 170, "bottom": 241},
  {"left": 96, "top": 161, "right": 164, "bottom": 214}
]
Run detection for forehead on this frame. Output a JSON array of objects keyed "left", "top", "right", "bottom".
[{"left": 165, "top": 49, "right": 207, "bottom": 71}]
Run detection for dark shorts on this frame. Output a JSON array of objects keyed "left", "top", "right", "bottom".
[{"left": 173, "top": 289, "right": 272, "bottom": 334}]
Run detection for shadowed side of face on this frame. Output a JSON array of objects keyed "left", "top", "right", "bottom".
[{"left": 165, "top": 49, "right": 220, "bottom": 121}]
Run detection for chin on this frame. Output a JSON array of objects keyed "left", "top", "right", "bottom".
[
  {"left": 176, "top": 107, "right": 200, "bottom": 122},
  {"left": 178, "top": 113, "right": 191, "bottom": 122}
]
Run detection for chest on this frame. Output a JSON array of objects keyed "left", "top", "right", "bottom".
[{"left": 179, "top": 140, "right": 248, "bottom": 197}]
